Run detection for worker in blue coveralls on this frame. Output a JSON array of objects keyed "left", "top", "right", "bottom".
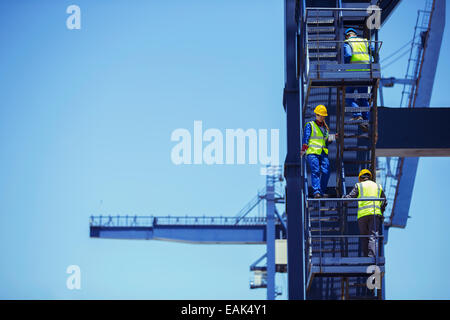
[
  {"left": 301, "top": 105, "right": 338, "bottom": 198},
  {"left": 344, "top": 28, "right": 375, "bottom": 131}
]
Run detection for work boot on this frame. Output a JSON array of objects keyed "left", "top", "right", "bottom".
[
  {"left": 359, "top": 123, "right": 369, "bottom": 133},
  {"left": 314, "top": 193, "right": 322, "bottom": 199},
  {"left": 350, "top": 116, "right": 363, "bottom": 121}
]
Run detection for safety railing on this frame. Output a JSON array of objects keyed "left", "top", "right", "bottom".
[
  {"left": 301, "top": 6, "right": 383, "bottom": 85},
  {"left": 306, "top": 40, "right": 382, "bottom": 81},
  {"left": 305, "top": 197, "right": 386, "bottom": 274},
  {"left": 90, "top": 215, "right": 273, "bottom": 227},
  {"left": 90, "top": 215, "right": 156, "bottom": 227}
]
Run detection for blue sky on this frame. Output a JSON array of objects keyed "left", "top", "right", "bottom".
[{"left": 0, "top": 0, "right": 448, "bottom": 300}]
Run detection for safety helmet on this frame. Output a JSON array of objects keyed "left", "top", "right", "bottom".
[
  {"left": 345, "top": 28, "right": 358, "bottom": 36},
  {"left": 314, "top": 105, "right": 328, "bottom": 117},
  {"left": 358, "top": 169, "right": 372, "bottom": 181}
]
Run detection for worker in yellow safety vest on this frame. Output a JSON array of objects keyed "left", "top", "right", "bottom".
[
  {"left": 344, "top": 28, "right": 375, "bottom": 132},
  {"left": 344, "top": 169, "right": 387, "bottom": 257},
  {"left": 301, "top": 105, "right": 338, "bottom": 198}
]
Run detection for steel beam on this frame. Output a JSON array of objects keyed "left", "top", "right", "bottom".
[
  {"left": 90, "top": 225, "right": 268, "bottom": 243},
  {"left": 376, "top": 107, "right": 450, "bottom": 157},
  {"left": 266, "top": 174, "right": 276, "bottom": 300},
  {"left": 284, "top": 0, "right": 305, "bottom": 300}
]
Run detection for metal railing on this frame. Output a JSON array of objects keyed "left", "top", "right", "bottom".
[
  {"left": 305, "top": 197, "right": 385, "bottom": 272},
  {"left": 89, "top": 215, "right": 273, "bottom": 227},
  {"left": 301, "top": 6, "right": 383, "bottom": 84},
  {"left": 306, "top": 40, "right": 382, "bottom": 80}
]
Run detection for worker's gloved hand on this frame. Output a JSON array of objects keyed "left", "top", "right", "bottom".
[
  {"left": 300, "top": 144, "right": 308, "bottom": 157},
  {"left": 328, "top": 134, "right": 337, "bottom": 142}
]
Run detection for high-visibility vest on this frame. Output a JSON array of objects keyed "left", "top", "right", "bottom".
[
  {"left": 356, "top": 180, "right": 383, "bottom": 219},
  {"left": 305, "top": 121, "right": 328, "bottom": 156},
  {"left": 346, "top": 37, "right": 370, "bottom": 71}
]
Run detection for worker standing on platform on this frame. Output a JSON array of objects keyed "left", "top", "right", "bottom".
[
  {"left": 301, "top": 105, "right": 337, "bottom": 198},
  {"left": 344, "top": 28, "right": 375, "bottom": 131},
  {"left": 344, "top": 169, "right": 387, "bottom": 257}
]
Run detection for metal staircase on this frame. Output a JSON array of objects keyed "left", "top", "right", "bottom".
[{"left": 300, "top": 2, "right": 384, "bottom": 300}]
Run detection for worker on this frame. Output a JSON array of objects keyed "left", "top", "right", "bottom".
[
  {"left": 301, "top": 105, "right": 337, "bottom": 198},
  {"left": 343, "top": 28, "right": 375, "bottom": 131},
  {"left": 343, "top": 169, "right": 387, "bottom": 257}
]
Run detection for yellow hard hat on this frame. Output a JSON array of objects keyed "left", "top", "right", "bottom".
[
  {"left": 358, "top": 169, "right": 372, "bottom": 181},
  {"left": 314, "top": 105, "right": 328, "bottom": 117}
]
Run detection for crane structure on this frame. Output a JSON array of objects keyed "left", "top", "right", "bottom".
[
  {"left": 89, "top": 0, "right": 446, "bottom": 300},
  {"left": 90, "top": 166, "right": 287, "bottom": 300}
]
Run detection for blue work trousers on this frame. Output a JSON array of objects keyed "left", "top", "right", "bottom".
[
  {"left": 306, "top": 153, "right": 330, "bottom": 196},
  {"left": 346, "top": 87, "right": 370, "bottom": 120}
]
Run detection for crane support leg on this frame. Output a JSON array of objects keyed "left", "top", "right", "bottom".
[{"left": 284, "top": 0, "right": 305, "bottom": 300}]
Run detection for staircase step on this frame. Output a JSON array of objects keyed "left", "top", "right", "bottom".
[
  {"left": 345, "top": 93, "right": 371, "bottom": 100},
  {"left": 344, "top": 146, "right": 372, "bottom": 152},
  {"left": 308, "top": 34, "right": 336, "bottom": 41},
  {"left": 308, "top": 43, "right": 337, "bottom": 50},
  {"left": 311, "top": 250, "right": 342, "bottom": 254},
  {"left": 310, "top": 227, "right": 341, "bottom": 233},
  {"left": 310, "top": 217, "right": 339, "bottom": 222},
  {"left": 343, "top": 134, "right": 370, "bottom": 139},
  {"left": 309, "top": 52, "right": 338, "bottom": 58},
  {"left": 307, "top": 17, "right": 335, "bottom": 24},
  {"left": 347, "top": 295, "right": 379, "bottom": 300},
  {"left": 307, "top": 207, "right": 339, "bottom": 212},
  {"left": 308, "top": 26, "right": 335, "bottom": 33},
  {"left": 310, "top": 238, "right": 342, "bottom": 242},
  {"left": 344, "top": 119, "right": 370, "bottom": 125},
  {"left": 310, "top": 61, "right": 338, "bottom": 66},
  {"left": 343, "top": 160, "right": 372, "bottom": 165},
  {"left": 345, "top": 107, "right": 371, "bottom": 113},
  {"left": 344, "top": 172, "right": 361, "bottom": 177}
]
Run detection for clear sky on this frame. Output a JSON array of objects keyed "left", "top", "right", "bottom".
[{"left": 0, "top": 0, "right": 448, "bottom": 300}]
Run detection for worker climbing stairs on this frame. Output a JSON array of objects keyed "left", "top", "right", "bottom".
[{"left": 301, "top": 1, "right": 384, "bottom": 300}]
